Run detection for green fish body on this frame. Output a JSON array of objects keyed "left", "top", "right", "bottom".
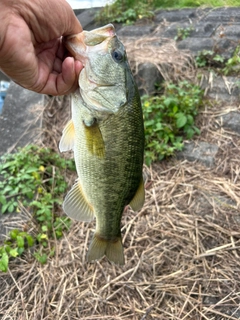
[{"left": 60, "top": 24, "right": 145, "bottom": 265}]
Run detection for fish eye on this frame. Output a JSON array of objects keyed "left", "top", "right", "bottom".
[{"left": 111, "top": 49, "right": 124, "bottom": 63}]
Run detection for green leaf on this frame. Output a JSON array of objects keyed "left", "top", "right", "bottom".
[
  {"left": 34, "top": 252, "right": 48, "bottom": 264},
  {"left": 8, "top": 203, "right": 16, "bottom": 213},
  {"left": 9, "top": 249, "right": 19, "bottom": 258},
  {"left": 0, "top": 196, "right": 6, "bottom": 206},
  {"left": 172, "top": 105, "right": 178, "bottom": 113},
  {"left": 176, "top": 114, "right": 187, "bottom": 128},
  {"left": 194, "top": 127, "right": 201, "bottom": 135},
  {"left": 1, "top": 203, "right": 10, "bottom": 214},
  {"left": 185, "top": 128, "right": 195, "bottom": 139},
  {"left": 17, "top": 247, "right": 24, "bottom": 255},
  {"left": 187, "top": 114, "right": 194, "bottom": 125},
  {"left": 41, "top": 225, "right": 48, "bottom": 232},
  {"left": 9, "top": 229, "right": 20, "bottom": 240},
  {"left": 0, "top": 252, "right": 9, "bottom": 272},
  {"left": 26, "top": 235, "right": 34, "bottom": 247},
  {"left": 2, "top": 185, "right": 13, "bottom": 193},
  {"left": 17, "top": 236, "right": 24, "bottom": 248}
]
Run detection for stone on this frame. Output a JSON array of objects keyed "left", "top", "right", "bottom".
[
  {"left": 203, "top": 7, "right": 240, "bottom": 23},
  {"left": 177, "top": 141, "right": 219, "bottom": 167},
  {"left": 117, "top": 25, "right": 155, "bottom": 37},
  {"left": 155, "top": 8, "right": 199, "bottom": 23},
  {"left": 221, "top": 111, "right": 240, "bottom": 134},
  {"left": 0, "top": 82, "right": 44, "bottom": 156},
  {"left": 219, "top": 24, "right": 240, "bottom": 39},
  {"left": 201, "top": 76, "right": 240, "bottom": 102},
  {"left": 134, "top": 62, "right": 164, "bottom": 95},
  {"left": 214, "top": 39, "right": 237, "bottom": 59},
  {"left": 163, "top": 22, "right": 193, "bottom": 38},
  {"left": 177, "top": 38, "right": 214, "bottom": 54},
  {"left": 191, "top": 22, "right": 217, "bottom": 38}
]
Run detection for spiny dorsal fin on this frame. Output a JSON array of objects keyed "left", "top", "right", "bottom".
[
  {"left": 59, "top": 119, "right": 75, "bottom": 152},
  {"left": 84, "top": 121, "right": 105, "bottom": 158},
  {"left": 129, "top": 176, "right": 145, "bottom": 212},
  {"left": 63, "top": 179, "right": 95, "bottom": 222}
]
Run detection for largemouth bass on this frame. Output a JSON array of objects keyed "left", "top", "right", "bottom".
[{"left": 59, "top": 24, "right": 145, "bottom": 265}]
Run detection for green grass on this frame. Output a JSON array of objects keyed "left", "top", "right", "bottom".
[
  {"left": 153, "top": 0, "right": 240, "bottom": 8},
  {"left": 96, "top": 0, "right": 240, "bottom": 25},
  {"left": 142, "top": 81, "right": 203, "bottom": 166},
  {"left": 0, "top": 145, "right": 75, "bottom": 271},
  {"left": 110, "top": 0, "right": 239, "bottom": 9}
]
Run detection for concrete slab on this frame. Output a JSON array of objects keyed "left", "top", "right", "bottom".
[
  {"left": 0, "top": 82, "right": 44, "bottom": 156},
  {"left": 222, "top": 111, "right": 240, "bottom": 134},
  {"left": 177, "top": 141, "right": 219, "bottom": 167},
  {"left": 75, "top": 8, "right": 100, "bottom": 30}
]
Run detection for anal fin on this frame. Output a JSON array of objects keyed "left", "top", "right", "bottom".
[
  {"left": 129, "top": 176, "right": 145, "bottom": 212},
  {"left": 59, "top": 119, "right": 75, "bottom": 152},
  {"left": 63, "top": 179, "right": 94, "bottom": 222}
]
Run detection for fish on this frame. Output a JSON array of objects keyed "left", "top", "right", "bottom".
[{"left": 59, "top": 24, "right": 145, "bottom": 265}]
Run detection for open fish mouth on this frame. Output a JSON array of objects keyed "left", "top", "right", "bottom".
[
  {"left": 63, "top": 24, "right": 127, "bottom": 113},
  {"left": 63, "top": 24, "right": 116, "bottom": 65}
]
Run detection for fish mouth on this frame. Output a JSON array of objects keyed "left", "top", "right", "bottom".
[
  {"left": 63, "top": 24, "right": 116, "bottom": 65},
  {"left": 64, "top": 24, "right": 127, "bottom": 113}
]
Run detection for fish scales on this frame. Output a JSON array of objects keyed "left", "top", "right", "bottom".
[
  {"left": 74, "top": 92, "right": 143, "bottom": 237},
  {"left": 59, "top": 24, "right": 145, "bottom": 265}
]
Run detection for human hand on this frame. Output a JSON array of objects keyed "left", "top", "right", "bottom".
[{"left": 0, "top": 0, "right": 83, "bottom": 96}]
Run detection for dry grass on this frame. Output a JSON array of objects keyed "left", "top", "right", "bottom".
[
  {"left": 1, "top": 159, "right": 240, "bottom": 319},
  {"left": 121, "top": 29, "right": 197, "bottom": 85},
  {"left": 1, "top": 38, "right": 240, "bottom": 320}
]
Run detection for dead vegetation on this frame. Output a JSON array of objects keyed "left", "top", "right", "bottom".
[
  {"left": 1, "top": 36, "right": 240, "bottom": 320},
  {"left": 121, "top": 29, "right": 197, "bottom": 84}
]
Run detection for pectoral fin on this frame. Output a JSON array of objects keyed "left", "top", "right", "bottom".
[
  {"left": 59, "top": 120, "right": 75, "bottom": 152},
  {"left": 129, "top": 177, "right": 145, "bottom": 212},
  {"left": 63, "top": 179, "right": 94, "bottom": 222},
  {"left": 84, "top": 120, "right": 105, "bottom": 158}
]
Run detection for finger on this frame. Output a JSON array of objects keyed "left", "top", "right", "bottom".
[
  {"left": 56, "top": 38, "right": 66, "bottom": 60},
  {"left": 57, "top": 56, "right": 76, "bottom": 94},
  {"left": 35, "top": 56, "right": 83, "bottom": 95},
  {"left": 56, "top": 57, "right": 83, "bottom": 94},
  {"left": 39, "top": 57, "right": 82, "bottom": 95},
  {"left": 53, "top": 56, "right": 63, "bottom": 74}
]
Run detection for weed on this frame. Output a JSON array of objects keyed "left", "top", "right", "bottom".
[
  {"left": 95, "top": 0, "right": 239, "bottom": 26},
  {"left": 142, "top": 80, "right": 203, "bottom": 166},
  {"left": 175, "top": 27, "right": 194, "bottom": 41},
  {"left": 195, "top": 50, "right": 225, "bottom": 68},
  {"left": 223, "top": 45, "right": 240, "bottom": 76},
  {"left": 0, "top": 229, "right": 34, "bottom": 272},
  {"left": 196, "top": 47, "right": 240, "bottom": 76},
  {"left": 95, "top": 1, "right": 154, "bottom": 25},
  {"left": 0, "top": 145, "right": 75, "bottom": 271}
]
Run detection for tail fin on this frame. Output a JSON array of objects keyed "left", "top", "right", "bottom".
[{"left": 87, "top": 234, "right": 125, "bottom": 265}]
